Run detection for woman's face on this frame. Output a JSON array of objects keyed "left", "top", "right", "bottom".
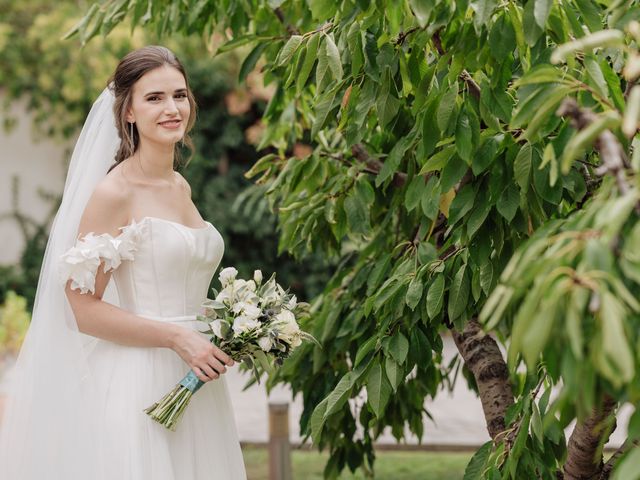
[{"left": 126, "top": 64, "right": 191, "bottom": 148}]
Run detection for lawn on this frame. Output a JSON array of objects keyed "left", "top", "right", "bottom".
[{"left": 242, "top": 446, "right": 472, "bottom": 479}]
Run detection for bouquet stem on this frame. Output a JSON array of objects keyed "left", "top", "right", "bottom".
[{"left": 144, "top": 370, "right": 204, "bottom": 431}]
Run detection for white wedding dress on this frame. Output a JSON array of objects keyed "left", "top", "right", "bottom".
[
  {"left": 60, "top": 215, "right": 247, "bottom": 479},
  {"left": 91, "top": 217, "right": 246, "bottom": 480}
]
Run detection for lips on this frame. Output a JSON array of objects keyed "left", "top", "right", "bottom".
[{"left": 159, "top": 120, "right": 182, "bottom": 128}]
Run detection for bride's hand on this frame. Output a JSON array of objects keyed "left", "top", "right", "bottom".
[{"left": 170, "top": 328, "right": 234, "bottom": 382}]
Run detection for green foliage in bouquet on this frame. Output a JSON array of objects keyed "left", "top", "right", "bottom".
[{"left": 53, "top": 0, "right": 640, "bottom": 478}]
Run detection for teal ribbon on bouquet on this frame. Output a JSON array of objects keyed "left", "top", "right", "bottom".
[{"left": 179, "top": 370, "right": 204, "bottom": 393}]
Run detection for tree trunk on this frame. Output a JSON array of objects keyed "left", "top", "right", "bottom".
[
  {"left": 563, "top": 395, "right": 617, "bottom": 480},
  {"left": 452, "top": 319, "right": 514, "bottom": 441}
]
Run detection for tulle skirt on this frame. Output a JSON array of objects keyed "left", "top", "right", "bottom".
[
  {"left": 88, "top": 313, "right": 247, "bottom": 480},
  {"left": 0, "top": 313, "right": 247, "bottom": 480}
]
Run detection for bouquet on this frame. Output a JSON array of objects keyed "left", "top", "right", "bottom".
[{"left": 144, "top": 267, "right": 317, "bottom": 431}]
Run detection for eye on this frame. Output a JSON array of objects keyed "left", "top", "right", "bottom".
[
  {"left": 148, "top": 96, "right": 160, "bottom": 101},
  {"left": 176, "top": 93, "right": 187, "bottom": 99}
]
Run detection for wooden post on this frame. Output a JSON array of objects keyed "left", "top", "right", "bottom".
[{"left": 269, "top": 402, "right": 292, "bottom": 480}]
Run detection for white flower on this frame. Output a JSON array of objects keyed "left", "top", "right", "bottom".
[
  {"left": 253, "top": 270, "right": 263, "bottom": 284},
  {"left": 219, "top": 267, "right": 238, "bottom": 287},
  {"left": 210, "top": 319, "right": 229, "bottom": 339},
  {"left": 262, "top": 280, "right": 283, "bottom": 305},
  {"left": 59, "top": 220, "right": 145, "bottom": 295},
  {"left": 231, "top": 301, "right": 262, "bottom": 319},
  {"left": 117, "top": 218, "right": 146, "bottom": 261},
  {"left": 59, "top": 244, "right": 101, "bottom": 294},
  {"left": 257, "top": 336, "right": 274, "bottom": 352},
  {"left": 232, "top": 315, "right": 261, "bottom": 334},
  {"left": 286, "top": 295, "right": 297, "bottom": 310},
  {"left": 273, "top": 309, "right": 302, "bottom": 347}
]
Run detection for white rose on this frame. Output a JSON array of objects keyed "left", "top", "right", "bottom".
[
  {"left": 257, "top": 336, "right": 273, "bottom": 352},
  {"left": 232, "top": 315, "right": 261, "bottom": 334},
  {"left": 254, "top": 269, "right": 263, "bottom": 284},
  {"left": 218, "top": 267, "right": 238, "bottom": 287}
]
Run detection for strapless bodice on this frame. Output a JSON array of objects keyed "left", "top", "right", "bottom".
[{"left": 110, "top": 216, "right": 224, "bottom": 317}]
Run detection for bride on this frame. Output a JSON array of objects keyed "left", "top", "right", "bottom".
[{"left": 0, "top": 45, "right": 247, "bottom": 479}]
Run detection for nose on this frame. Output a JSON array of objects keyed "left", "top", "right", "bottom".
[{"left": 164, "top": 97, "right": 179, "bottom": 115}]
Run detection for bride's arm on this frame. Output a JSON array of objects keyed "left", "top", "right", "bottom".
[{"left": 63, "top": 179, "right": 233, "bottom": 382}]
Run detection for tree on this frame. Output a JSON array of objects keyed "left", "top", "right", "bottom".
[{"left": 68, "top": 1, "right": 640, "bottom": 478}]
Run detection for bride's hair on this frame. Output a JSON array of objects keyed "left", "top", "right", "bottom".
[{"left": 106, "top": 45, "right": 197, "bottom": 174}]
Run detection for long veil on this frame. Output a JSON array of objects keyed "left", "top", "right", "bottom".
[{"left": 0, "top": 84, "right": 121, "bottom": 478}]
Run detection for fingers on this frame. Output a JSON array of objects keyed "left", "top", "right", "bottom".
[
  {"left": 194, "top": 358, "right": 227, "bottom": 382},
  {"left": 213, "top": 346, "right": 234, "bottom": 366}
]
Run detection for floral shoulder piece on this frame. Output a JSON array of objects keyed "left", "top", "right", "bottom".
[{"left": 58, "top": 218, "right": 146, "bottom": 294}]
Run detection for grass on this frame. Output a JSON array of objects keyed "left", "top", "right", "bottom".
[{"left": 242, "top": 446, "right": 472, "bottom": 479}]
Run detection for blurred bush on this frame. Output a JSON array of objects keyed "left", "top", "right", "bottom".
[{"left": 0, "top": 291, "right": 30, "bottom": 356}]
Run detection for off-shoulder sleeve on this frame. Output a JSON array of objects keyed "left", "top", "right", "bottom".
[{"left": 58, "top": 219, "right": 146, "bottom": 294}]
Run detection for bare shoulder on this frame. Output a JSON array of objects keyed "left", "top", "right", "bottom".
[
  {"left": 77, "top": 173, "right": 133, "bottom": 238},
  {"left": 174, "top": 171, "right": 192, "bottom": 197}
]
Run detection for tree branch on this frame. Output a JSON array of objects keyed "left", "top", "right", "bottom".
[
  {"left": 556, "top": 98, "right": 630, "bottom": 194},
  {"left": 563, "top": 395, "right": 617, "bottom": 480},
  {"left": 452, "top": 319, "right": 514, "bottom": 441},
  {"left": 351, "top": 144, "right": 408, "bottom": 187}
]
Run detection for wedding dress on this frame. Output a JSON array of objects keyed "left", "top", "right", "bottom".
[
  {"left": 1, "top": 214, "right": 247, "bottom": 479},
  {"left": 79, "top": 215, "right": 247, "bottom": 480}
]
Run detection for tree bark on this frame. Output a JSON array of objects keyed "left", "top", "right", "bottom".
[
  {"left": 563, "top": 395, "right": 617, "bottom": 480},
  {"left": 452, "top": 319, "right": 514, "bottom": 441}
]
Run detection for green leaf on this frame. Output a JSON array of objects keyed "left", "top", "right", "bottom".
[
  {"left": 377, "top": 132, "right": 416, "bottom": 187},
  {"left": 448, "top": 264, "right": 470, "bottom": 322},
  {"left": 421, "top": 176, "right": 442, "bottom": 220},
  {"left": 533, "top": 0, "right": 553, "bottom": 29},
  {"left": 479, "top": 260, "right": 493, "bottom": 295},
  {"left": 466, "top": 196, "right": 492, "bottom": 239},
  {"left": 410, "top": 0, "right": 435, "bottom": 27},
  {"left": 513, "top": 64, "right": 565, "bottom": 87},
  {"left": 406, "top": 275, "right": 424, "bottom": 311},
  {"left": 437, "top": 84, "right": 458, "bottom": 133},
  {"left": 324, "top": 372, "right": 354, "bottom": 417},
  {"left": 523, "top": 0, "right": 544, "bottom": 46},
  {"left": 418, "top": 145, "right": 456, "bottom": 175},
  {"left": 310, "top": 396, "right": 329, "bottom": 443},
  {"left": 427, "top": 274, "right": 445, "bottom": 319},
  {"left": 405, "top": 176, "right": 425, "bottom": 212},
  {"left": 344, "top": 188, "right": 370, "bottom": 234},
  {"left": 385, "top": 357, "right": 403, "bottom": 392},
  {"left": 296, "top": 33, "right": 320, "bottom": 93},
  {"left": 513, "top": 143, "right": 532, "bottom": 191},
  {"left": 456, "top": 105, "right": 479, "bottom": 164},
  {"left": 388, "top": 332, "right": 410, "bottom": 364},
  {"left": 612, "top": 448, "right": 640, "bottom": 480},
  {"left": 239, "top": 43, "right": 268, "bottom": 83},
  {"left": 463, "top": 441, "right": 492, "bottom": 480},
  {"left": 471, "top": 0, "right": 498, "bottom": 33},
  {"left": 377, "top": 66, "right": 401, "bottom": 129},
  {"left": 497, "top": 184, "right": 519, "bottom": 221},
  {"left": 367, "top": 361, "right": 392, "bottom": 417},
  {"left": 276, "top": 35, "right": 303, "bottom": 66},
  {"left": 448, "top": 185, "right": 476, "bottom": 225},
  {"left": 324, "top": 33, "right": 343, "bottom": 81}
]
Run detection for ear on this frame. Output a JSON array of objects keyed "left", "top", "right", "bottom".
[{"left": 125, "top": 108, "right": 135, "bottom": 124}]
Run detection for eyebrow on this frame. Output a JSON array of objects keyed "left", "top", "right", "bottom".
[{"left": 144, "top": 88, "right": 187, "bottom": 96}]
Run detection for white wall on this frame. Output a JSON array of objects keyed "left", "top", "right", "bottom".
[{"left": 0, "top": 95, "right": 71, "bottom": 264}]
